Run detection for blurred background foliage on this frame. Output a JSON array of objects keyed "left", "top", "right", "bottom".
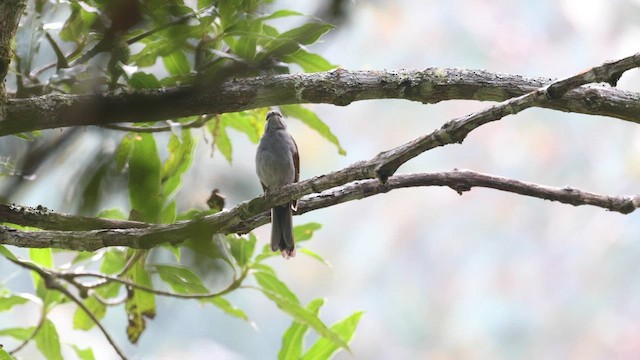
[{"left": 2, "top": 0, "right": 640, "bottom": 359}]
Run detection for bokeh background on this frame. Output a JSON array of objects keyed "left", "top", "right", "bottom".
[{"left": 3, "top": 0, "right": 640, "bottom": 359}]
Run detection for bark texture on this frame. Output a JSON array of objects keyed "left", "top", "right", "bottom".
[{"left": 3, "top": 67, "right": 640, "bottom": 136}]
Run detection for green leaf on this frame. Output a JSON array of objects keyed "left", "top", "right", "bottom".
[
  {"left": 0, "top": 293, "right": 29, "bottom": 312},
  {"left": 160, "top": 201, "right": 177, "bottom": 224},
  {"left": 128, "top": 72, "right": 162, "bottom": 89},
  {"left": 228, "top": 233, "right": 256, "bottom": 268},
  {"left": 13, "top": 132, "right": 41, "bottom": 141},
  {"left": 29, "top": 248, "right": 52, "bottom": 267},
  {"left": 282, "top": 49, "right": 337, "bottom": 73},
  {"left": 255, "top": 244, "right": 279, "bottom": 262},
  {"left": 101, "top": 248, "right": 127, "bottom": 275},
  {"left": 228, "top": 17, "right": 261, "bottom": 61},
  {"left": 279, "top": 298, "right": 324, "bottom": 360},
  {"left": 293, "top": 223, "right": 323, "bottom": 243},
  {"left": 251, "top": 262, "right": 277, "bottom": 276},
  {"left": 208, "top": 118, "right": 233, "bottom": 163},
  {"left": 162, "top": 130, "right": 196, "bottom": 199},
  {"left": 154, "top": 264, "right": 209, "bottom": 294},
  {"left": 221, "top": 111, "right": 262, "bottom": 143},
  {"left": 70, "top": 251, "right": 98, "bottom": 265},
  {"left": 73, "top": 296, "right": 105, "bottom": 330},
  {"left": 258, "top": 287, "right": 350, "bottom": 352},
  {"left": 176, "top": 208, "right": 209, "bottom": 221},
  {"left": 217, "top": 0, "right": 238, "bottom": 27},
  {"left": 162, "top": 51, "right": 191, "bottom": 76},
  {"left": 182, "top": 233, "right": 223, "bottom": 260},
  {"left": 59, "top": 4, "right": 97, "bottom": 43},
  {"left": 198, "top": 0, "right": 215, "bottom": 10},
  {"left": 260, "top": 10, "right": 303, "bottom": 21},
  {"left": 97, "top": 208, "right": 127, "bottom": 220},
  {"left": 131, "top": 31, "right": 191, "bottom": 67},
  {"left": 129, "top": 134, "right": 162, "bottom": 223},
  {"left": 0, "top": 327, "right": 35, "bottom": 341},
  {"left": 261, "top": 22, "right": 334, "bottom": 59},
  {"left": 214, "top": 233, "right": 237, "bottom": 268},
  {"left": 302, "top": 312, "right": 364, "bottom": 360},
  {"left": 203, "top": 297, "right": 251, "bottom": 322},
  {"left": 71, "top": 345, "right": 96, "bottom": 360},
  {"left": 216, "top": 126, "right": 233, "bottom": 163},
  {"left": 29, "top": 249, "right": 61, "bottom": 306},
  {"left": 115, "top": 134, "right": 133, "bottom": 173},
  {"left": 298, "top": 248, "right": 332, "bottom": 271},
  {"left": 162, "top": 243, "right": 181, "bottom": 262},
  {"left": 34, "top": 319, "right": 63, "bottom": 360},
  {"left": 280, "top": 105, "right": 346, "bottom": 155},
  {"left": 279, "top": 23, "right": 334, "bottom": 46},
  {"left": 125, "top": 256, "right": 156, "bottom": 344},
  {"left": 0, "top": 348, "right": 15, "bottom": 360},
  {"left": 254, "top": 271, "right": 299, "bottom": 305},
  {"left": 0, "top": 245, "right": 17, "bottom": 261}
]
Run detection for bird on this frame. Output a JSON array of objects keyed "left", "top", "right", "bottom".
[{"left": 255, "top": 110, "right": 300, "bottom": 259}]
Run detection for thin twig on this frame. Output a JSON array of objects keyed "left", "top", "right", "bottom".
[
  {"left": 8, "top": 307, "right": 46, "bottom": 355},
  {"left": 3, "top": 256, "right": 129, "bottom": 360},
  {"left": 1, "top": 252, "right": 248, "bottom": 358},
  {"left": 546, "top": 53, "right": 640, "bottom": 98},
  {"left": 53, "top": 284, "right": 128, "bottom": 360},
  {"left": 101, "top": 115, "right": 212, "bottom": 133},
  {"left": 117, "top": 250, "right": 145, "bottom": 277},
  {"left": 65, "top": 269, "right": 249, "bottom": 299},
  {"left": 94, "top": 292, "right": 128, "bottom": 306}
]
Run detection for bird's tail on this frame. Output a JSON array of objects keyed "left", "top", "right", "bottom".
[{"left": 271, "top": 204, "right": 295, "bottom": 257}]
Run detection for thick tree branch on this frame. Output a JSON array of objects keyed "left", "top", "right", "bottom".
[
  {"left": 1, "top": 170, "right": 638, "bottom": 250},
  {"left": 3, "top": 56, "right": 639, "bottom": 136},
  {"left": 0, "top": 203, "right": 149, "bottom": 230}
]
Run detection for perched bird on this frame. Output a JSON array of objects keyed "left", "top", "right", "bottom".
[{"left": 255, "top": 110, "right": 300, "bottom": 258}]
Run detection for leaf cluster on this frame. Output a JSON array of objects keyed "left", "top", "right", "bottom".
[
  {"left": 0, "top": 221, "right": 359, "bottom": 359},
  {"left": 1, "top": 1, "right": 358, "bottom": 359}
]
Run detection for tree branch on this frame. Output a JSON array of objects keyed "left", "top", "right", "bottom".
[
  {"left": 61, "top": 268, "right": 248, "bottom": 300},
  {"left": 52, "top": 283, "right": 128, "bottom": 360},
  {"left": 371, "top": 53, "right": 640, "bottom": 180},
  {"left": 1, "top": 170, "right": 637, "bottom": 250},
  {"left": 0, "top": 203, "right": 149, "bottom": 231},
  {"left": 1, "top": 55, "right": 638, "bottom": 251},
  {"left": 8, "top": 306, "right": 46, "bottom": 355},
  {"left": 3, "top": 56, "right": 639, "bottom": 137},
  {"left": 228, "top": 170, "right": 640, "bottom": 234},
  {"left": 3, "top": 255, "right": 128, "bottom": 360}
]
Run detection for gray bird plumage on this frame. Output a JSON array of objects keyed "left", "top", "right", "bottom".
[{"left": 255, "top": 110, "right": 300, "bottom": 258}]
